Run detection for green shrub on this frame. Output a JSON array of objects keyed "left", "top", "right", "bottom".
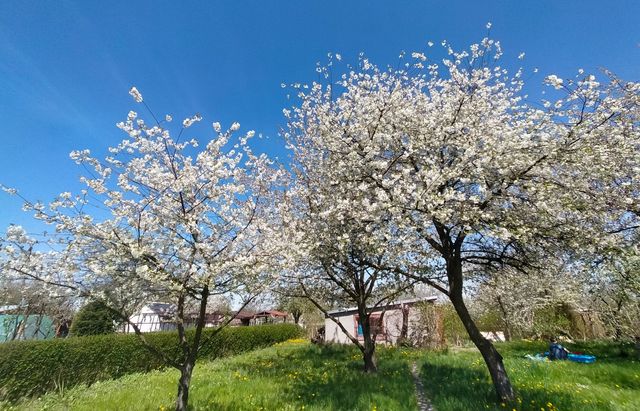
[
  {"left": 70, "top": 300, "right": 120, "bottom": 336},
  {"left": 0, "top": 323, "right": 303, "bottom": 402},
  {"left": 439, "top": 304, "right": 470, "bottom": 346}
]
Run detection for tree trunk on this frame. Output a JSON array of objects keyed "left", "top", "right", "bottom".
[
  {"left": 293, "top": 311, "right": 302, "bottom": 325},
  {"left": 175, "top": 362, "right": 193, "bottom": 411},
  {"left": 450, "top": 291, "right": 514, "bottom": 402},
  {"left": 496, "top": 296, "right": 512, "bottom": 341},
  {"left": 437, "top": 228, "right": 515, "bottom": 403},
  {"left": 399, "top": 304, "right": 409, "bottom": 343},
  {"left": 359, "top": 312, "right": 378, "bottom": 373},
  {"left": 174, "top": 286, "right": 209, "bottom": 411},
  {"left": 363, "top": 343, "right": 377, "bottom": 373}
]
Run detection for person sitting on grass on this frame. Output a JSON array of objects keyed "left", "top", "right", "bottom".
[{"left": 549, "top": 337, "right": 569, "bottom": 360}]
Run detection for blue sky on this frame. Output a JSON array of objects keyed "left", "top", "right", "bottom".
[{"left": 1, "top": 0, "right": 639, "bottom": 231}]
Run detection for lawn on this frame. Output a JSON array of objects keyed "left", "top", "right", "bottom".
[
  {"left": 5, "top": 340, "right": 638, "bottom": 411},
  {"left": 422, "top": 341, "right": 640, "bottom": 411},
  {"left": 7, "top": 339, "right": 418, "bottom": 411}
]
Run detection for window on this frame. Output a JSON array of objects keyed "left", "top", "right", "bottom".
[{"left": 355, "top": 315, "right": 384, "bottom": 338}]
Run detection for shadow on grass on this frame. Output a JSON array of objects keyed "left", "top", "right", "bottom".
[
  {"left": 286, "top": 345, "right": 416, "bottom": 410},
  {"left": 204, "top": 344, "right": 417, "bottom": 410},
  {"left": 421, "top": 345, "right": 639, "bottom": 411},
  {"left": 420, "top": 360, "right": 585, "bottom": 411}
]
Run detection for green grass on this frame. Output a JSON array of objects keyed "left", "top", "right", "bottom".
[
  {"left": 421, "top": 340, "right": 640, "bottom": 411},
  {"left": 4, "top": 340, "right": 638, "bottom": 411},
  {"left": 8, "top": 340, "right": 417, "bottom": 411}
]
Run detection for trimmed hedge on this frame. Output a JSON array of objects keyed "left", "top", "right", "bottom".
[{"left": 0, "top": 323, "right": 303, "bottom": 402}]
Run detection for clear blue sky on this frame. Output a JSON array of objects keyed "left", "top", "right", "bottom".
[{"left": 1, "top": 0, "right": 638, "bottom": 231}]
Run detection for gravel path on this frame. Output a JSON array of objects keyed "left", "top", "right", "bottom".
[{"left": 411, "top": 361, "right": 435, "bottom": 411}]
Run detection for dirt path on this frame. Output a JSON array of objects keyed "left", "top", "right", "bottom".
[{"left": 411, "top": 361, "right": 434, "bottom": 411}]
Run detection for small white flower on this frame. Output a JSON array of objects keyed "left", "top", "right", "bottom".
[
  {"left": 128, "top": 87, "right": 143, "bottom": 103},
  {"left": 518, "top": 52, "right": 525, "bottom": 60},
  {"left": 230, "top": 122, "right": 240, "bottom": 131},
  {"left": 212, "top": 122, "right": 221, "bottom": 132},
  {"left": 183, "top": 114, "right": 202, "bottom": 128},
  {"left": 427, "top": 41, "right": 434, "bottom": 47},
  {"left": 165, "top": 114, "right": 173, "bottom": 122},
  {"left": 545, "top": 74, "right": 564, "bottom": 89},
  {"left": 335, "top": 53, "right": 342, "bottom": 61},
  {"left": 1, "top": 186, "right": 17, "bottom": 195},
  {"left": 411, "top": 52, "right": 427, "bottom": 61},
  {"left": 486, "top": 22, "right": 492, "bottom": 29}
]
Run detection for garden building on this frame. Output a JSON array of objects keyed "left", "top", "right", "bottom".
[{"left": 324, "top": 297, "right": 439, "bottom": 346}]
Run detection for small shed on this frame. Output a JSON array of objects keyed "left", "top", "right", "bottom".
[{"left": 324, "top": 297, "right": 437, "bottom": 345}]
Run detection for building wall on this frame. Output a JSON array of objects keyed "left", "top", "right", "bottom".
[
  {"left": 324, "top": 306, "right": 431, "bottom": 345},
  {"left": 381, "top": 309, "right": 404, "bottom": 344},
  {"left": 325, "top": 313, "right": 356, "bottom": 344},
  {"left": 325, "top": 308, "right": 406, "bottom": 344},
  {"left": 124, "top": 306, "right": 176, "bottom": 333}
]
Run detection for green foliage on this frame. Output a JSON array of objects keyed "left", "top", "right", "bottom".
[
  {"left": 531, "top": 304, "right": 573, "bottom": 339},
  {"left": 0, "top": 323, "right": 303, "bottom": 402},
  {"left": 439, "top": 304, "right": 470, "bottom": 346},
  {"left": 69, "top": 301, "right": 120, "bottom": 336},
  {"left": 475, "top": 309, "right": 504, "bottom": 333}
]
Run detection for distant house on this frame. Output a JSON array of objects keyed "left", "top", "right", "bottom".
[
  {"left": 251, "top": 310, "right": 289, "bottom": 325},
  {"left": 229, "top": 310, "right": 255, "bottom": 326},
  {"left": 324, "top": 297, "right": 437, "bottom": 345},
  {"left": 197, "top": 311, "right": 226, "bottom": 328},
  {"left": 124, "top": 304, "right": 289, "bottom": 332},
  {"left": 124, "top": 302, "right": 177, "bottom": 333}
]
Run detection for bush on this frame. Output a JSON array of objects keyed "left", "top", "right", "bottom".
[
  {"left": 70, "top": 300, "right": 120, "bottom": 336},
  {"left": 0, "top": 323, "right": 303, "bottom": 402},
  {"left": 439, "top": 304, "right": 470, "bottom": 346}
]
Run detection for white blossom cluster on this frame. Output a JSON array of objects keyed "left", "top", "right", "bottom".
[
  {"left": 2, "top": 99, "right": 286, "bottom": 314},
  {"left": 282, "top": 38, "right": 640, "bottom": 296}
]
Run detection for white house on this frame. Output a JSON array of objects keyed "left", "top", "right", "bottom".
[
  {"left": 124, "top": 302, "right": 177, "bottom": 333},
  {"left": 124, "top": 303, "right": 288, "bottom": 333},
  {"left": 324, "top": 297, "right": 438, "bottom": 345}
]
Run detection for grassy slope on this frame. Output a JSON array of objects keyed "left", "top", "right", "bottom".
[
  {"left": 11, "top": 341, "right": 417, "bottom": 411},
  {"left": 6, "top": 340, "right": 639, "bottom": 411},
  {"left": 421, "top": 341, "right": 640, "bottom": 411}
]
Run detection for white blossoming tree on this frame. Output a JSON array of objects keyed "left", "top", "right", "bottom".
[
  {"left": 284, "top": 38, "right": 639, "bottom": 402},
  {"left": 473, "top": 260, "right": 586, "bottom": 340},
  {"left": 1, "top": 88, "right": 282, "bottom": 411},
  {"left": 0, "top": 226, "right": 75, "bottom": 340},
  {"left": 586, "top": 250, "right": 640, "bottom": 340},
  {"left": 278, "top": 171, "right": 416, "bottom": 372}
]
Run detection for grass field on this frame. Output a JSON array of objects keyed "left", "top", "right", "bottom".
[
  {"left": 5, "top": 339, "right": 639, "bottom": 410},
  {"left": 422, "top": 340, "right": 639, "bottom": 411}
]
